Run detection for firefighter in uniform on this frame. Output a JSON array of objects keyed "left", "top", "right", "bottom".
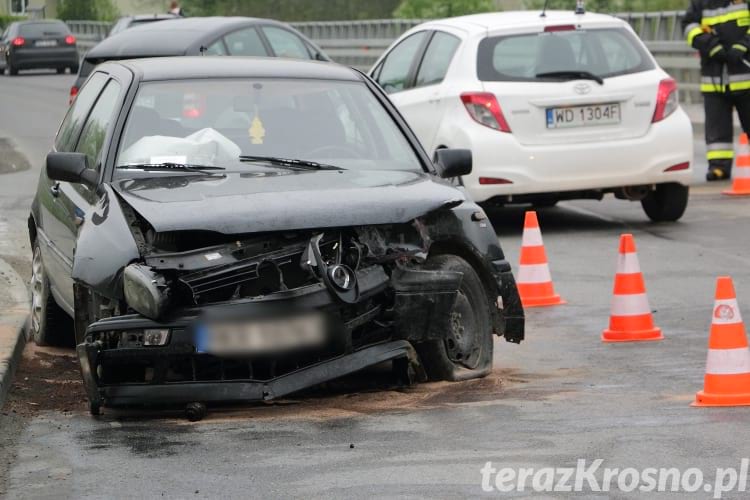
[{"left": 684, "top": 0, "right": 750, "bottom": 181}]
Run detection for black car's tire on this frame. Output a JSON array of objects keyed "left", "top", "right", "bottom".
[
  {"left": 56, "top": 67, "right": 65, "bottom": 74},
  {"left": 415, "top": 254, "right": 494, "bottom": 381},
  {"left": 641, "top": 183, "right": 689, "bottom": 222},
  {"left": 71, "top": 65, "right": 79, "bottom": 74},
  {"left": 8, "top": 62, "right": 18, "bottom": 76},
  {"left": 30, "top": 241, "right": 73, "bottom": 347}
]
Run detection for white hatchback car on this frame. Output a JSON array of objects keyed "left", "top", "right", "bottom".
[{"left": 370, "top": 10, "right": 694, "bottom": 221}]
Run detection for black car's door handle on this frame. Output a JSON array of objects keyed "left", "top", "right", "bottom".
[{"left": 50, "top": 182, "right": 60, "bottom": 198}]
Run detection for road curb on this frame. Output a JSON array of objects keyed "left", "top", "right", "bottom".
[{"left": 0, "top": 257, "right": 29, "bottom": 409}]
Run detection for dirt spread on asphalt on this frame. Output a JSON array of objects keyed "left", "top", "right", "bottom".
[
  {"left": 0, "top": 138, "right": 30, "bottom": 174},
  {"left": 3, "top": 343, "right": 581, "bottom": 422},
  {"left": 3, "top": 344, "right": 87, "bottom": 417}
]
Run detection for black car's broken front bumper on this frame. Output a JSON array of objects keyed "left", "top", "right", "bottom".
[
  {"left": 78, "top": 339, "right": 419, "bottom": 408},
  {"left": 76, "top": 265, "right": 454, "bottom": 409}
]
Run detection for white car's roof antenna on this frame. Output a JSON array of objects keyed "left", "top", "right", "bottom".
[{"left": 540, "top": 0, "right": 550, "bottom": 17}]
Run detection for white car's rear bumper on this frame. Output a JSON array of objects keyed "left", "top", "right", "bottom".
[{"left": 460, "top": 108, "right": 694, "bottom": 203}]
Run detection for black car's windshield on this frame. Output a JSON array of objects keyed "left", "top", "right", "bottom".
[{"left": 115, "top": 78, "right": 423, "bottom": 176}]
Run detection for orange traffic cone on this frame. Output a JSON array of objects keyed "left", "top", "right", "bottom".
[
  {"left": 517, "top": 211, "right": 565, "bottom": 308},
  {"left": 723, "top": 133, "right": 750, "bottom": 196},
  {"left": 602, "top": 234, "right": 663, "bottom": 343},
  {"left": 693, "top": 277, "right": 750, "bottom": 407}
]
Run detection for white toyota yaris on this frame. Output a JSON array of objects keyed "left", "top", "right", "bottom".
[{"left": 370, "top": 9, "right": 694, "bottom": 221}]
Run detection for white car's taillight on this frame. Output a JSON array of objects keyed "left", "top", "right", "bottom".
[
  {"left": 652, "top": 79, "right": 678, "bottom": 123},
  {"left": 460, "top": 92, "right": 511, "bottom": 133}
]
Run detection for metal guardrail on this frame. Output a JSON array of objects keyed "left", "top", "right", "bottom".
[
  {"left": 65, "top": 12, "right": 700, "bottom": 102},
  {"left": 66, "top": 20, "right": 111, "bottom": 53}
]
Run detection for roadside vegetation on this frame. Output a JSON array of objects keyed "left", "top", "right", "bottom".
[
  {"left": 179, "top": 0, "right": 688, "bottom": 21},
  {"left": 56, "top": 0, "right": 119, "bottom": 21},
  {"left": 523, "top": 0, "right": 685, "bottom": 11}
]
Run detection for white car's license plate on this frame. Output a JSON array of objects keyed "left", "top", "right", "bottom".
[
  {"left": 546, "top": 103, "right": 621, "bottom": 129},
  {"left": 35, "top": 40, "right": 57, "bottom": 47},
  {"left": 196, "top": 313, "right": 326, "bottom": 355}
]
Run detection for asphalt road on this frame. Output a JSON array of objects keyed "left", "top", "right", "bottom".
[{"left": 1, "top": 72, "right": 750, "bottom": 499}]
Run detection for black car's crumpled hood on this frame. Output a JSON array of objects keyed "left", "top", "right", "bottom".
[{"left": 112, "top": 169, "right": 465, "bottom": 234}]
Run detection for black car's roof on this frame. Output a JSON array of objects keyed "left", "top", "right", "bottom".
[
  {"left": 122, "top": 14, "right": 178, "bottom": 21},
  {"left": 87, "top": 17, "right": 279, "bottom": 58},
  {"left": 112, "top": 56, "right": 362, "bottom": 82}
]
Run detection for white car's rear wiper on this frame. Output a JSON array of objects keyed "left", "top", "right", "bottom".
[
  {"left": 238, "top": 155, "right": 345, "bottom": 171},
  {"left": 117, "top": 162, "right": 226, "bottom": 174},
  {"left": 536, "top": 71, "right": 604, "bottom": 85}
]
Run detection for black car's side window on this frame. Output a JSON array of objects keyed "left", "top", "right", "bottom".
[
  {"left": 224, "top": 27, "right": 267, "bottom": 56},
  {"left": 376, "top": 31, "right": 429, "bottom": 94},
  {"left": 415, "top": 32, "right": 460, "bottom": 88},
  {"left": 74, "top": 80, "right": 122, "bottom": 174},
  {"left": 55, "top": 73, "right": 109, "bottom": 152},
  {"left": 262, "top": 26, "right": 311, "bottom": 59}
]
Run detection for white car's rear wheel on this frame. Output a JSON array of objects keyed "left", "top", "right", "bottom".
[{"left": 641, "top": 183, "right": 689, "bottom": 222}]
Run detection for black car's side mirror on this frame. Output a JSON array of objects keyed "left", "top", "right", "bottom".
[
  {"left": 46, "top": 152, "right": 98, "bottom": 187},
  {"left": 434, "top": 149, "right": 472, "bottom": 179}
]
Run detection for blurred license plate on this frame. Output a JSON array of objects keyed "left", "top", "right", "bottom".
[
  {"left": 196, "top": 313, "right": 326, "bottom": 355},
  {"left": 546, "top": 103, "right": 620, "bottom": 129},
  {"left": 35, "top": 40, "right": 57, "bottom": 47}
]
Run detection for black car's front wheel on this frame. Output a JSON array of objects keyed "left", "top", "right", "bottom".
[
  {"left": 416, "top": 254, "right": 494, "bottom": 381},
  {"left": 30, "top": 241, "right": 72, "bottom": 346}
]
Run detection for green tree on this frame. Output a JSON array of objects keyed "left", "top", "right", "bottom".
[
  {"left": 57, "top": 0, "right": 119, "bottom": 21},
  {"left": 393, "top": 0, "right": 495, "bottom": 18}
]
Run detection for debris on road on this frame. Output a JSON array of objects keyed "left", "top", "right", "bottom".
[{"left": 5, "top": 344, "right": 85, "bottom": 416}]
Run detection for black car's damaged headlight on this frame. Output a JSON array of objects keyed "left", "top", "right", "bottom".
[{"left": 123, "top": 263, "right": 170, "bottom": 319}]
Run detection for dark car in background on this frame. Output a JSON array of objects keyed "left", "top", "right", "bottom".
[
  {"left": 29, "top": 57, "right": 525, "bottom": 418},
  {"left": 107, "top": 13, "right": 179, "bottom": 37},
  {"left": 0, "top": 20, "right": 78, "bottom": 75},
  {"left": 70, "top": 17, "right": 329, "bottom": 101}
]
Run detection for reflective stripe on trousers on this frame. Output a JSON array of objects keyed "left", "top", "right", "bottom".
[{"left": 707, "top": 142, "right": 734, "bottom": 161}]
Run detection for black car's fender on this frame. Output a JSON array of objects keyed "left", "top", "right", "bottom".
[
  {"left": 421, "top": 202, "right": 525, "bottom": 343},
  {"left": 71, "top": 184, "right": 139, "bottom": 300}
]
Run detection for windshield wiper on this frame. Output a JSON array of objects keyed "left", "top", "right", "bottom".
[
  {"left": 238, "top": 155, "right": 345, "bottom": 171},
  {"left": 117, "top": 162, "right": 226, "bottom": 174},
  {"left": 535, "top": 70, "right": 604, "bottom": 85}
]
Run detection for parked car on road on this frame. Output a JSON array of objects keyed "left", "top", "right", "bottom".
[
  {"left": 0, "top": 19, "right": 79, "bottom": 75},
  {"left": 70, "top": 17, "right": 329, "bottom": 102},
  {"left": 370, "top": 9, "right": 694, "bottom": 222},
  {"left": 107, "top": 13, "right": 179, "bottom": 37},
  {"left": 29, "top": 56, "right": 525, "bottom": 418}
]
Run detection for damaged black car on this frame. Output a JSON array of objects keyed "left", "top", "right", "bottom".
[{"left": 28, "top": 57, "right": 525, "bottom": 419}]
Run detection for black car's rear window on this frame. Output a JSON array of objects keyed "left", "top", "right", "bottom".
[
  {"left": 19, "top": 22, "right": 69, "bottom": 38},
  {"left": 477, "top": 27, "right": 654, "bottom": 82}
]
